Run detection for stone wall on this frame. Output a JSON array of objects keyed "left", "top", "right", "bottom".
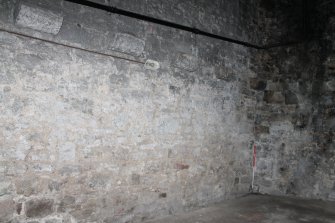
[
  {"left": 0, "top": 0, "right": 261, "bottom": 222},
  {"left": 1, "top": 0, "right": 333, "bottom": 222},
  {"left": 251, "top": 1, "right": 335, "bottom": 201}
]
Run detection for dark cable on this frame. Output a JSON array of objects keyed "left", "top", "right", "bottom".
[
  {"left": 0, "top": 28, "right": 145, "bottom": 64},
  {"left": 64, "top": 0, "right": 265, "bottom": 49},
  {"left": 64, "top": 0, "right": 311, "bottom": 50}
]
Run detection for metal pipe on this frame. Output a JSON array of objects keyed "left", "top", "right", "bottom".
[{"left": 64, "top": 0, "right": 309, "bottom": 50}]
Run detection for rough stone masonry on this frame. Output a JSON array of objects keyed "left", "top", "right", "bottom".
[
  {"left": 0, "top": 0, "right": 259, "bottom": 222},
  {"left": 251, "top": 0, "right": 335, "bottom": 201},
  {"left": 0, "top": 0, "right": 334, "bottom": 223}
]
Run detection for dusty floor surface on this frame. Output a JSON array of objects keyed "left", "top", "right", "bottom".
[{"left": 144, "top": 194, "right": 335, "bottom": 223}]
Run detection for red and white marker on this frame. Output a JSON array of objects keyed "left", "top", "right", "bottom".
[{"left": 251, "top": 143, "right": 257, "bottom": 190}]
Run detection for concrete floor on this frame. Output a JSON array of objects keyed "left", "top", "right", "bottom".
[{"left": 145, "top": 194, "right": 335, "bottom": 223}]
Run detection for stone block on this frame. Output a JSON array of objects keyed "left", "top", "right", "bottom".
[
  {"left": 263, "top": 91, "right": 285, "bottom": 104},
  {"left": 109, "top": 73, "right": 129, "bottom": 86},
  {"left": 32, "top": 163, "right": 53, "bottom": 173},
  {"left": 175, "top": 163, "right": 189, "bottom": 170},
  {"left": 174, "top": 53, "right": 198, "bottom": 72},
  {"left": 329, "top": 192, "right": 335, "bottom": 201},
  {"left": 5, "top": 163, "right": 28, "bottom": 176},
  {"left": 131, "top": 173, "right": 141, "bottom": 185},
  {"left": 235, "top": 176, "right": 242, "bottom": 185},
  {"left": 58, "top": 195, "right": 76, "bottom": 212},
  {"left": 46, "top": 182, "right": 59, "bottom": 195},
  {"left": 16, "top": 54, "right": 44, "bottom": 72},
  {"left": 70, "top": 199, "right": 97, "bottom": 221},
  {"left": 59, "top": 165, "right": 82, "bottom": 176},
  {"left": 69, "top": 98, "right": 94, "bottom": 115},
  {"left": 156, "top": 117, "right": 180, "bottom": 134},
  {"left": 0, "top": 72, "right": 16, "bottom": 84},
  {"left": 266, "top": 81, "right": 282, "bottom": 91},
  {"left": 325, "top": 55, "right": 335, "bottom": 69},
  {"left": 250, "top": 78, "right": 267, "bottom": 91},
  {"left": 324, "top": 79, "right": 335, "bottom": 92},
  {"left": 88, "top": 174, "right": 108, "bottom": 189},
  {"left": 59, "top": 142, "right": 76, "bottom": 162},
  {"left": 259, "top": 179, "right": 273, "bottom": 187},
  {"left": 16, "top": 203, "right": 22, "bottom": 215},
  {"left": 0, "top": 180, "right": 11, "bottom": 197},
  {"left": 292, "top": 113, "right": 308, "bottom": 129},
  {"left": 159, "top": 193, "right": 167, "bottom": 198},
  {"left": 239, "top": 122, "right": 253, "bottom": 134},
  {"left": 0, "top": 198, "right": 14, "bottom": 222},
  {"left": 254, "top": 125, "right": 270, "bottom": 135},
  {"left": 216, "top": 67, "right": 236, "bottom": 82},
  {"left": 25, "top": 198, "right": 54, "bottom": 218},
  {"left": 111, "top": 33, "right": 145, "bottom": 57},
  {"left": 240, "top": 176, "right": 251, "bottom": 184},
  {"left": 285, "top": 91, "right": 299, "bottom": 104},
  {"left": 15, "top": 3, "right": 63, "bottom": 35},
  {"left": 15, "top": 178, "right": 39, "bottom": 196}
]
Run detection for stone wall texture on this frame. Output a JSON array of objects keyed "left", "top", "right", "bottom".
[
  {"left": 0, "top": 0, "right": 334, "bottom": 223},
  {"left": 0, "top": 0, "right": 260, "bottom": 222},
  {"left": 251, "top": 0, "right": 335, "bottom": 201}
]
